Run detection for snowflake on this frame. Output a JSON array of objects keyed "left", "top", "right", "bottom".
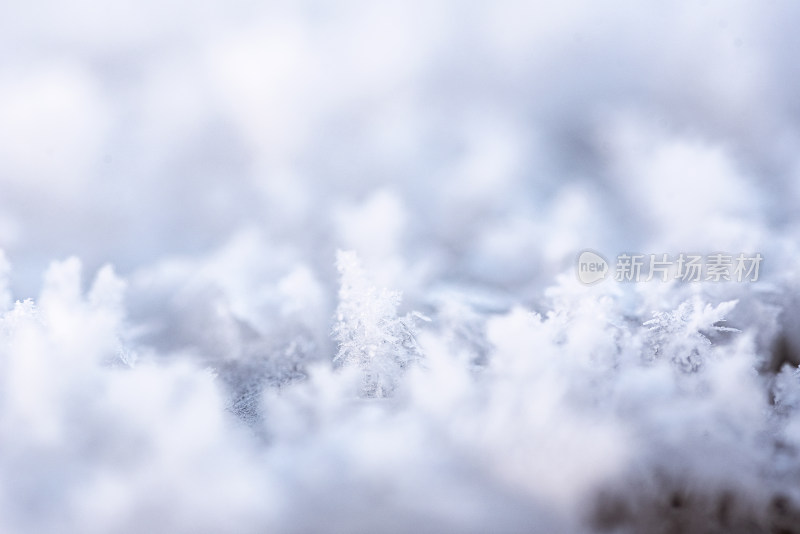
[
  {"left": 332, "top": 251, "right": 426, "bottom": 397},
  {"left": 643, "top": 298, "right": 739, "bottom": 372}
]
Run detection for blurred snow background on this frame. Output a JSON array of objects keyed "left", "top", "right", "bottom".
[{"left": 3, "top": 0, "right": 800, "bottom": 532}]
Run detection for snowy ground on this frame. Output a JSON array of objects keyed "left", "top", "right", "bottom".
[{"left": 3, "top": 1, "right": 800, "bottom": 532}]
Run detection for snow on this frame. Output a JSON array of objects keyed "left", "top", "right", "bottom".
[{"left": 2, "top": 0, "right": 800, "bottom": 532}]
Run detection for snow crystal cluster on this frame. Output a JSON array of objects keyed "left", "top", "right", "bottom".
[{"left": 3, "top": 1, "right": 800, "bottom": 533}]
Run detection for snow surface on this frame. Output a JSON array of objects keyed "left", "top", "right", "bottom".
[{"left": 3, "top": 1, "right": 800, "bottom": 532}]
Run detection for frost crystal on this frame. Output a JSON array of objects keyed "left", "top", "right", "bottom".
[
  {"left": 332, "top": 250, "right": 423, "bottom": 397},
  {"left": 644, "top": 298, "right": 739, "bottom": 372}
]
